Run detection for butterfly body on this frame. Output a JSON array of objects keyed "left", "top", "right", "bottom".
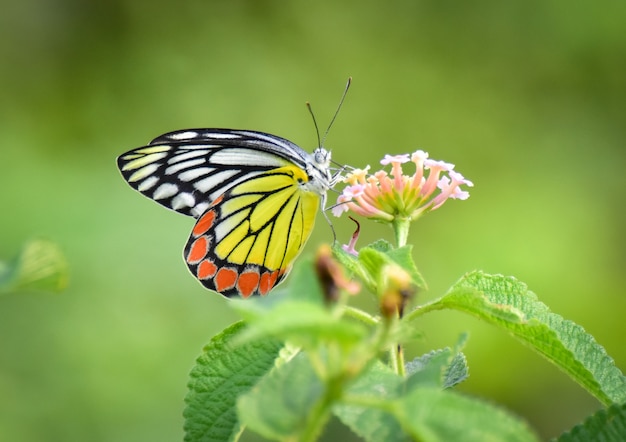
[{"left": 117, "top": 129, "right": 335, "bottom": 298}]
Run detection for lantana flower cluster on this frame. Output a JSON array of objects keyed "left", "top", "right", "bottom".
[{"left": 332, "top": 150, "right": 473, "bottom": 223}]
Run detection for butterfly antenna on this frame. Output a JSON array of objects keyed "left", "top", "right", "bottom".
[
  {"left": 321, "top": 77, "right": 351, "bottom": 147},
  {"left": 306, "top": 77, "right": 352, "bottom": 148},
  {"left": 306, "top": 101, "right": 322, "bottom": 148}
]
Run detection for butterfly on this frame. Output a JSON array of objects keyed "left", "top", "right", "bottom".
[{"left": 117, "top": 128, "right": 339, "bottom": 298}]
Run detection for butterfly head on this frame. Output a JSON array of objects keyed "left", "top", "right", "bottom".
[
  {"left": 312, "top": 146, "right": 331, "bottom": 167},
  {"left": 304, "top": 147, "right": 334, "bottom": 194}
]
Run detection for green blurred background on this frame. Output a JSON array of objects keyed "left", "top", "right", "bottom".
[{"left": 1, "top": 0, "right": 625, "bottom": 440}]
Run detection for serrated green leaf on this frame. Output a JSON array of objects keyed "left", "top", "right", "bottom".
[
  {"left": 237, "top": 352, "right": 327, "bottom": 441},
  {"left": 444, "top": 352, "right": 469, "bottom": 389},
  {"left": 554, "top": 402, "right": 626, "bottom": 442},
  {"left": 403, "top": 349, "right": 469, "bottom": 390},
  {"left": 414, "top": 271, "right": 626, "bottom": 405},
  {"left": 404, "top": 333, "right": 469, "bottom": 390},
  {"left": 183, "top": 321, "right": 282, "bottom": 442},
  {"left": 366, "top": 239, "right": 395, "bottom": 253},
  {"left": 0, "top": 239, "right": 68, "bottom": 294},
  {"left": 444, "top": 332, "right": 470, "bottom": 388},
  {"left": 334, "top": 361, "right": 409, "bottom": 442},
  {"left": 392, "top": 387, "right": 539, "bottom": 442},
  {"left": 404, "top": 349, "right": 454, "bottom": 390},
  {"left": 339, "top": 366, "right": 537, "bottom": 442}
]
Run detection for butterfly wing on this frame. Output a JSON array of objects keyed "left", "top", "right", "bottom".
[
  {"left": 117, "top": 129, "right": 316, "bottom": 218},
  {"left": 117, "top": 129, "right": 330, "bottom": 297},
  {"left": 185, "top": 164, "right": 321, "bottom": 297}
]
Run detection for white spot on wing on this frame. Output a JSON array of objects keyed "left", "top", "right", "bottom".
[
  {"left": 178, "top": 167, "right": 211, "bottom": 182},
  {"left": 191, "top": 202, "right": 210, "bottom": 218},
  {"left": 123, "top": 152, "right": 168, "bottom": 171},
  {"left": 135, "top": 146, "right": 171, "bottom": 154},
  {"left": 204, "top": 132, "right": 241, "bottom": 139},
  {"left": 165, "top": 158, "right": 205, "bottom": 175},
  {"left": 210, "top": 148, "right": 287, "bottom": 167},
  {"left": 153, "top": 183, "right": 179, "bottom": 200},
  {"left": 128, "top": 163, "right": 159, "bottom": 182},
  {"left": 169, "top": 131, "right": 198, "bottom": 140},
  {"left": 138, "top": 176, "right": 159, "bottom": 192},
  {"left": 168, "top": 150, "right": 209, "bottom": 164},
  {"left": 184, "top": 144, "right": 222, "bottom": 150},
  {"left": 193, "top": 170, "right": 239, "bottom": 193},
  {"left": 214, "top": 209, "right": 249, "bottom": 241},
  {"left": 171, "top": 192, "right": 195, "bottom": 210}
]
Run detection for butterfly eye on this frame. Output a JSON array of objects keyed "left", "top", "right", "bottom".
[{"left": 313, "top": 148, "right": 331, "bottom": 166}]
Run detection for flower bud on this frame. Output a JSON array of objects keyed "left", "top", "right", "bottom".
[
  {"left": 379, "top": 264, "right": 416, "bottom": 318},
  {"left": 315, "top": 245, "right": 360, "bottom": 303}
]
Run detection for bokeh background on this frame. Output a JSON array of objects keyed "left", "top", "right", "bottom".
[{"left": 1, "top": 0, "right": 625, "bottom": 440}]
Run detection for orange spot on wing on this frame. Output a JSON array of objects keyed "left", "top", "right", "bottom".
[
  {"left": 269, "top": 270, "right": 281, "bottom": 291},
  {"left": 197, "top": 259, "right": 217, "bottom": 280},
  {"left": 259, "top": 270, "right": 280, "bottom": 296},
  {"left": 211, "top": 194, "right": 225, "bottom": 206},
  {"left": 237, "top": 270, "right": 260, "bottom": 298},
  {"left": 192, "top": 210, "right": 216, "bottom": 237},
  {"left": 187, "top": 236, "right": 209, "bottom": 263},
  {"left": 215, "top": 268, "right": 238, "bottom": 292},
  {"left": 259, "top": 272, "right": 272, "bottom": 295}
]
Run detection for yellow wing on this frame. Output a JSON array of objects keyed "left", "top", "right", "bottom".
[{"left": 184, "top": 164, "right": 320, "bottom": 297}]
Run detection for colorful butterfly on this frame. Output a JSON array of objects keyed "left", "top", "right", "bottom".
[{"left": 117, "top": 128, "right": 339, "bottom": 298}]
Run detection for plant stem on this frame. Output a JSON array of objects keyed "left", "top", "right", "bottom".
[
  {"left": 299, "top": 399, "right": 330, "bottom": 442},
  {"left": 390, "top": 217, "right": 411, "bottom": 377},
  {"left": 392, "top": 217, "right": 411, "bottom": 247},
  {"left": 388, "top": 314, "right": 406, "bottom": 377},
  {"left": 395, "top": 342, "right": 406, "bottom": 377},
  {"left": 340, "top": 393, "right": 396, "bottom": 413},
  {"left": 299, "top": 376, "right": 346, "bottom": 442},
  {"left": 403, "top": 297, "right": 446, "bottom": 323},
  {"left": 343, "top": 306, "right": 380, "bottom": 327}
]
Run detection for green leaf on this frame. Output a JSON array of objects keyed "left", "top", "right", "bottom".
[
  {"left": 371, "top": 240, "right": 427, "bottom": 290},
  {"left": 444, "top": 332, "right": 470, "bottom": 389},
  {"left": 332, "top": 240, "right": 426, "bottom": 296},
  {"left": 334, "top": 358, "right": 537, "bottom": 442},
  {"left": 413, "top": 271, "right": 626, "bottom": 405},
  {"left": 338, "top": 362, "right": 536, "bottom": 442},
  {"left": 0, "top": 238, "right": 68, "bottom": 294},
  {"left": 232, "top": 299, "right": 369, "bottom": 351},
  {"left": 404, "top": 349, "right": 456, "bottom": 390},
  {"left": 358, "top": 247, "right": 394, "bottom": 294},
  {"left": 404, "top": 333, "right": 469, "bottom": 390},
  {"left": 228, "top": 256, "right": 373, "bottom": 350},
  {"left": 183, "top": 321, "right": 282, "bottom": 442},
  {"left": 332, "top": 242, "right": 376, "bottom": 291},
  {"left": 392, "top": 387, "right": 539, "bottom": 442},
  {"left": 334, "top": 361, "right": 409, "bottom": 442},
  {"left": 554, "top": 402, "right": 626, "bottom": 442},
  {"left": 280, "top": 255, "right": 326, "bottom": 306},
  {"left": 366, "top": 239, "right": 394, "bottom": 253},
  {"left": 237, "top": 352, "right": 328, "bottom": 441},
  {"left": 444, "top": 352, "right": 470, "bottom": 389}
]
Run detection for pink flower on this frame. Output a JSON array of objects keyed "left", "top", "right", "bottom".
[
  {"left": 341, "top": 217, "right": 361, "bottom": 256},
  {"left": 333, "top": 150, "right": 473, "bottom": 223}
]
